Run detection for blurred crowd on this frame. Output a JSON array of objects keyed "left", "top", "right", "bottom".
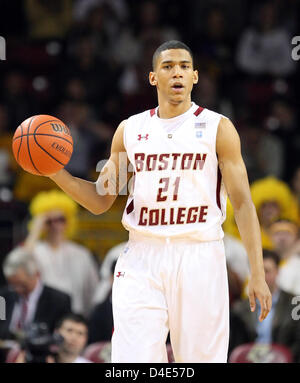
[{"left": 0, "top": 0, "right": 300, "bottom": 363}]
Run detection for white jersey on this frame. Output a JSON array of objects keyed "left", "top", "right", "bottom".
[{"left": 121, "top": 102, "right": 227, "bottom": 241}]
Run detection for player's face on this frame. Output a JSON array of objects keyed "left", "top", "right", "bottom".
[{"left": 150, "top": 49, "right": 198, "bottom": 104}]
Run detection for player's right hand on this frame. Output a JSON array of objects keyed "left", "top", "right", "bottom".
[{"left": 248, "top": 276, "right": 272, "bottom": 322}]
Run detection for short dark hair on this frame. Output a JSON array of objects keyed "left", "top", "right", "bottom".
[
  {"left": 262, "top": 249, "right": 280, "bottom": 267},
  {"left": 152, "top": 40, "right": 193, "bottom": 70},
  {"left": 55, "top": 313, "right": 88, "bottom": 330}
]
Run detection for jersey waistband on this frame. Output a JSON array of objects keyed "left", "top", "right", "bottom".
[{"left": 128, "top": 231, "right": 222, "bottom": 245}]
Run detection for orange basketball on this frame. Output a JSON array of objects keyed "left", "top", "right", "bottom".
[{"left": 12, "top": 115, "right": 73, "bottom": 176}]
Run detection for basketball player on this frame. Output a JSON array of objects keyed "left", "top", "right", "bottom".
[{"left": 47, "top": 41, "right": 271, "bottom": 362}]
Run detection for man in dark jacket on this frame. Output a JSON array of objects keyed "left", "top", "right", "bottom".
[
  {"left": 0, "top": 246, "right": 71, "bottom": 342},
  {"left": 230, "top": 249, "right": 300, "bottom": 362}
]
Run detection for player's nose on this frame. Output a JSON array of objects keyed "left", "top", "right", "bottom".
[{"left": 172, "top": 65, "right": 183, "bottom": 77}]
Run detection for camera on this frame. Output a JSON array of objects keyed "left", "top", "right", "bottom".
[{"left": 21, "top": 323, "right": 64, "bottom": 363}]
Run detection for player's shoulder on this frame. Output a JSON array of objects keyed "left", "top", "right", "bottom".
[
  {"left": 200, "top": 106, "right": 229, "bottom": 123},
  {"left": 126, "top": 108, "right": 157, "bottom": 125}
]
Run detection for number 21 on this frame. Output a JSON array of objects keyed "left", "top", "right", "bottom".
[{"left": 156, "top": 177, "right": 180, "bottom": 202}]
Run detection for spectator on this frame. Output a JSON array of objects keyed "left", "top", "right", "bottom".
[
  {"left": 269, "top": 219, "right": 300, "bottom": 296},
  {"left": 251, "top": 177, "right": 299, "bottom": 249},
  {"left": 0, "top": 246, "right": 71, "bottom": 342},
  {"left": 56, "top": 100, "right": 112, "bottom": 176},
  {"left": 264, "top": 100, "right": 299, "bottom": 182},
  {"left": 239, "top": 121, "right": 284, "bottom": 182},
  {"left": 236, "top": 2, "right": 295, "bottom": 76},
  {"left": 224, "top": 177, "right": 299, "bottom": 250},
  {"left": 1, "top": 71, "right": 33, "bottom": 131},
  {"left": 24, "top": 190, "right": 99, "bottom": 315},
  {"left": 72, "top": 0, "right": 128, "bottom": 26},
  {"left": 230, "top": 249, "right": 300, "bottom": 362},
  {"left": 53, "top": 313, "right": 91, "bottom": 363}
]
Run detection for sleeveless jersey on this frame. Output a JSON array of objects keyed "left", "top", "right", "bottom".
[{"left": 121, "top": 102, "right": 227, "bottom": 241}]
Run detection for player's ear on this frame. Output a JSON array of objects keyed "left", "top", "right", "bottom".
[
  {"left": 193, "top": 70, "right": 198, "bottom": 85},
  {"left": 149, "top": 72, "right": 157, "bottom": 86}
]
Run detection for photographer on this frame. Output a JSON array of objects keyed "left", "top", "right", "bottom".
[
  {"left": 15, "top": 313, "right": 91, "bottom": 363},
  {"left": 53, "top": 313, "right": 91, "bottom": 363}
]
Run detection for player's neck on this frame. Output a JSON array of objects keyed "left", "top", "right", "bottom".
[{"left": 157, "top": 98, "right": 192, "bottom": 119}]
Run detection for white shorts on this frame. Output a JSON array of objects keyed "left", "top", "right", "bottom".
[{"left": 111, "top": 234, "right": 229, "bottom": 363}]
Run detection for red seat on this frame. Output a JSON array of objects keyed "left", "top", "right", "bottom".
[
  {"left": 6, "top": 347, "right": 22, "bottom": 363},
  {"left": 83, "top": 342, "right": 112, "bottom": 363},
  {"left": 229, "top": 343, "right": 293, "bottom": 363},
  {"left": 83, "top": 342, "right": 175, "bottom": 363}
]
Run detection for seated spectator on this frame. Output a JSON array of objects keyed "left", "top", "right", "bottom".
[
  {"left": 24, "top": 190, "right": 99, "bottom": 315},
  {"left": 230, "top": 250, "right": 300, "bottom": 362},
  {"left": 269, "top": 219, "right": 300, "bottom": 296},
  {"left": 0, "top": 247, "right": 71, "bottom": 342},
  {"left": 15, "top": 313, "right": 91, "bottom": 363}
]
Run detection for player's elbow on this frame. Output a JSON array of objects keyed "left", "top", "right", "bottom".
[
  {"left": 88, "top": 205, "right": 107, "bottom": 215},
  {"left": 87, "top": 198, "right": 114, "bottom": 215}
]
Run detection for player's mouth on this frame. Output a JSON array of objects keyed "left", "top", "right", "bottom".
[{"left": 171, "top": 83, "right": 184, "bottom": 93}]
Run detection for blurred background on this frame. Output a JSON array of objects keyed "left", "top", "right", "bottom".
[{"left": 0, "top": 0, "right": 300, "bottom": 363}]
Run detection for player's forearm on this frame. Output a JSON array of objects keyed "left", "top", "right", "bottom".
[
  {"left": 49, "top": 169, "right": 113, "bottom": 215},
  {"left": 233, "top": 200, "right": 265, "bottom": 279}
]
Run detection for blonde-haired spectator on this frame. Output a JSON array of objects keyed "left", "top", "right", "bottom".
[
  {"left": 24, "top": 190, "right": 99, "bottom": 316},
  {"left": 223, "top": 176, "right": 299, "bottom": 250}
]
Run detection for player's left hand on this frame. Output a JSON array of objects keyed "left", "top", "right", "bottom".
[{"left": 248, "top": 276, "right": 272, "bottom": 322}]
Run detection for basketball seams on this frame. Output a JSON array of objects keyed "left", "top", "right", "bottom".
[
  {"left": 13, "top": 133, "right": 73, "bottom": 146},
  {"left": 16, "top": 123, "right": 24, "bottom": 163},
  {"left": 33, "top": 134, "right": 68, "bottom": 167},
  {"left": 26, "top": 117, "right": 42, "bottom": 175},
  {"left": 13, "top": 116, "right": 73, "bottom": 176},
  {"left": 34, "top": 119, "right": 72, "bottom": 141}
]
